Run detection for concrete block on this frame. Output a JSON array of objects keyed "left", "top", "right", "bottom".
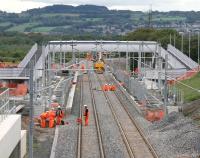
[
  {"left": 0, "top": 115, "right": 21, "bottom": 158},
  {"left": 20, "top": 130, "right": 27, "bottom": 158}
]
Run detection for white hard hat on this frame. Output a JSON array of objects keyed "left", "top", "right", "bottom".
[
  {"left": 51, "top": 95, "right": 56, "bottom": 101},
  {"left": 83, "top": 105, "right": 87, "bottom": 107}
]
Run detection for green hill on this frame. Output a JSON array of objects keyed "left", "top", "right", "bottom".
[{"left": 0, "top": 5, "right": 199, "bottom": 35}]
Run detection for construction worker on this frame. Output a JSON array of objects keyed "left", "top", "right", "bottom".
[
  {"left": 56, "top": 106, "right": 64, "bottom": 125},
  {"left": 49, "top": 108, "right": 56, "bottom": 128},
  {"left": 108, "top": 84, "right": 112, "bottom": 91},
  {"left": 40, "top": 111, "right": 48, "bottom": 128},
  {"left": 83, "top": 105, "right": 89, "bottom": 126},
  {"left": 110, "top": 85, "right": 116, "bottom": 91},
  {"left": 105, "top": 84, "right": 109, "bottom": 91}
]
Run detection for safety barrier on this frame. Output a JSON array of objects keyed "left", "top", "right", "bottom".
[
  {"left": 18, "top": 44, "right": 38, "bottom": 69},
  {"left": 0, "top": 89, "right": 10, "bottom": 123},
  {"left": 145, "top": 109, "right": 164, "bottom": 122},
  {"left": 176, "top": 66, "right": 200, "bottom": 82}
]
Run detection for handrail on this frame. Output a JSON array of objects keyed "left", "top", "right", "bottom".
[
  {"left": 167, "top": 44, "right": 198, "bottom": 69},
  {"left": 0, "top": 89, "right": 10, "bottom": 123}
]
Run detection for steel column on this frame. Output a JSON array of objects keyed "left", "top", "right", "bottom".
[
  {"left": 29, "top": 63, "right": 34, "bottom": 158},
  {"left": 198, "top": 32, "right": 200, "bottom": 67},
  {"left": 138, "top": 44, "right": 142, "bottom": 79},
  {"left": 164, "top": 54, "right": 168, "bottom": 116},
  {"left": 158, "top": 44, "right": 162, "bottom": 91},
  {"left": 189, "top": 31, "right": 191, "bottom": 58}
]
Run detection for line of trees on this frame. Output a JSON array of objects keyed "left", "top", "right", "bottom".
[{"left": 0, "top": 29, "right": 199, "bottom": 63}]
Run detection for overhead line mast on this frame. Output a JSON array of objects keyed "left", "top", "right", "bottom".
[{"left": 148, "top": 4, "right": 153, "bottom": 28}]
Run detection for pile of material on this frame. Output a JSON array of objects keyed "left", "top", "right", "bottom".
[
  {"left": 182, "top": 99, "right": 200, "bottom": 122},
  {"left": 148, "top": 112, "right": 200, "bottom": 158}
]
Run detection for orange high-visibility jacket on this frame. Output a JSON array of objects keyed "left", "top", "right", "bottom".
[
  {"left": 84, "top": 108, "right": 89, "bottom": 117},
  {"left": 49, "top": 110, "right": 56, "bottom": 119},
  {"left": 40, "top": 112, "right": 48, "bottom": 119}
]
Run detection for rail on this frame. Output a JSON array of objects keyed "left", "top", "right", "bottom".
[
  {"left": 88, "top": 72, "right": 105, "bottom": 158},
  {"left": 77, "top": 76, "right": 83, "bottom": 158},
  {"left": 104, "top": 74, "right": 159, "bottom": 158},
  {"left": 96, "top": 74, "right": 135, "bottom": 158}
]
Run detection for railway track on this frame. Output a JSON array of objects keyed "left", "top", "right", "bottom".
[
  {"left": 108, "top": 74, "right": 158, "bottom": 157},
  {"left": 97, "top": 73, "right": 159, "bottom": 158},
  {"left": 87, "top": 73, "right": 105, "bottom": 158},
  {"left": 77, "top": 76, "right": 83, "bottom": 158},
  {"left": 76, "top": 73, "right": 105, "bottom": 158},
  {"left": 96, "top": 74, "right": 135, "bottom": 158}
]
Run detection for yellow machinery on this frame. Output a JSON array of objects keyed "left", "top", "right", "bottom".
[
  {"left": 94, "top": 60, "right": 105, "bottom": 74},
  {"left": 86, "top": 53, "right": 92, "bottom": 61}
]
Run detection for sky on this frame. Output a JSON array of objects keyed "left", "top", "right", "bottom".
[{"left": 1, "top": 0, "right": 200, "bottom": 13}]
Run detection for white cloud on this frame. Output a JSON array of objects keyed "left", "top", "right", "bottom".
[
  {"left": 0, "top": 0, "right": 199, "bottom": 13},
  {"left": 0, "top": 0, "right": 48, "bottom": 13},
  {"left": 109, "top": 5, "right": 150, "bottom": 12}
]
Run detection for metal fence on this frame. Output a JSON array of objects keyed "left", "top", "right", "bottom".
[
  {"left": 53, "top": 77, "right": 72, "bottom": 106},
  {"left": 109, "top": 56, "right": 184, "bottom": 106},
  {"left": 0, "top": 89, "right": 14, "bottom": 123}
]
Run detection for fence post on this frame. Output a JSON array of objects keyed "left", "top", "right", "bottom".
[
  {"left": 29, "top": 64, "right": 34, "bottom": 158},
  {"left": 164, "top": 54, "right": 168, "bottom": 116}
]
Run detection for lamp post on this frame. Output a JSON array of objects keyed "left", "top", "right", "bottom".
[
  {"left": 29, "top": 65, "right": 34, "bottom": 158},
  {"left": 174, "top": 34, "right": 176, "bottom": 47},
  {"left": 181, "top": 32, "right": 184, "bottom": 53},
  {"left": 198, "top": 31, "right": 200, "bottom": 67},
  {"left": 189, "top": 31, "right": 191, "bottom": 58}
]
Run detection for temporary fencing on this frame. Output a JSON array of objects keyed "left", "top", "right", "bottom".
[
  {"left": 176, "top": 66, "right": 200, "bottom": 82},
  {"left": 109, "top": 58, "right": 165, "bottom": 122},
  {"left": 145, "top": 109, "right": 164, "bottom": 122}
]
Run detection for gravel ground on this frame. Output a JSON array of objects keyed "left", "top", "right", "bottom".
[
  {"left": 107, "top": 73, "right": 200, "bottom": 158},
  {"left": 53, "top": 73, "right": 100, "bottom": 158},
  {"left": 33, "top": 127, "right": 55, "bottom": 158},
  {"left": 90, "top": 72, "right": 130, "bottom": 158},
  {"left": 54, "top": 115, "right": 78, "bottom": 158},
  {"left": 22, "top": 115, "right": 55, "bottom": 158},
  {"left": 54, "top": 77, "right": 81, "bottom": 158},
  {"left": 148, "top": 112, "right": 200, "bottom": 158}
]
